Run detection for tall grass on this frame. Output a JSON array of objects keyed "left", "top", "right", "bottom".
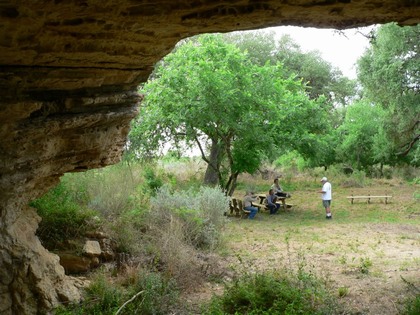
[
  {"left": 55, "top": 269, "right": 178, "bottom": 315},
  {"left": 139, "top": 185, "right": 229, "bottom": 289}
]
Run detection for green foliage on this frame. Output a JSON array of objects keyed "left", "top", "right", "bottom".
[
  {"left": 338, "top": 287, "right": 349, "bottom": 298},
  {"left": 225, "top": 31, "right": 357, "bottom": 106},
  {"left": 55, "top": 270, "right": 178, "bottom": 315},
  {"left": 83, "top": 163, "right": 144, "bottom": 218},
  {"left": 143, "top": 166, "right": 164, "bottom": 195},
  {"left": 30, "top": 180, "right": 98, "bottom": 248},
  {"left": 274, "top": 150, "right": 308, "bottom": 172},
  {"left": 358, "top": 257, "right": 373, "bottom": 274},
  {"left": 126, "top": 271, "right": 179, "bottom": 315},
  {"left": 203, "top": 269, "right": 337, "bottom": 314},
  {"left": 402, "top": 295, "right": 420, "bottom": 315},
  {"left": 149, "top": 185, "right": 228, "bottom": 250},
  {"left": 357, "top": 23, "right": 419, "bottom": 164},
  {"left": 337, "top": 99, "right": 387, "bottom": 170},
  {"left": 129, "top": 33, "right": 325, "bottom": 194}
]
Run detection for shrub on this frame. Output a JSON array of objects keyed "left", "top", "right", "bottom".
[
  {"left": 127, "top": 270, "right": 179, "bottom": 315},
  {"left": 150, "top": 185, "right": 228, "bottom": 250},
  {"left": 203, "top": 269, "right": 338, "bottom": 314},
  {"left": 274, "top": 150, "right": 308, "bottom": 173},
  {"left": 83, "top": 163, "right": 143, "bottom": 218},
  {"left": 55, "top": 269, "right": 179, "bottom": 315},
  {"left": 143, "top": 166, "right": 164, "bottom": 195},
  {"left": 138, "top": 185, "right": 228, "bottom": 289},
  {"left": 402, "top": 295, "right": 420, "bottom": 315},
  {"left": 30, "top": 181, "right": 98, "bottom": 248}
]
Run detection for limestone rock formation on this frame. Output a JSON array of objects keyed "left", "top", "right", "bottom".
[{"left": 0, "top": 0, "right": 419, "bottom": 314}]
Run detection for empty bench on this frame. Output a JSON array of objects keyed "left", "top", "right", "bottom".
[{"left": 346, "top": 195, "right": 393, "bottom": 204}]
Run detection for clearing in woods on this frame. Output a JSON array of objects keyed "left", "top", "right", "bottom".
[{"left": 188, "top": 181, "right": 420, "bottom": 314}]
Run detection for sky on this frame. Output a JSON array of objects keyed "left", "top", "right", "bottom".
[{"left": 266, "top": 25, "right": 376, "bottom": 79}]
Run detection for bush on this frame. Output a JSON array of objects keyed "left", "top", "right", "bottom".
[
  {"left": 83, "top": 163, "right": 144, "bottom": 218},
  {"left": 143, "top": 166, "right": 164, "bottom": 195},
  {"left": 137, "top": 185, "right": 228, "bottom": 289},
  {"left": 55, "top": 269, "right": 179, "bottom": 315},
  {"left": 30, "top": 180, "right": 98, "bottom": 248},
  {"left": 402, "top": 295, "right": 420, "bottom": 315},
  {"left": 203, "top": 269, "right": 338, "bottom": 314},
  {"left": 150, "top": 185, "right": 228, "bottom": 250},
  {"left": 127, "top": 270, "right": 179, "bottom": 315}
]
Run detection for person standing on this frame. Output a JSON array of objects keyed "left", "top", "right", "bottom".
[
  {"left": 267, "top": 189, "right": 280, "bottom": 215},
  {"left": 243, "top": 191, "right": 259, "bottom": 219},
  {"left": 319, "top": 177, "right": 332, "bottom": 219}
]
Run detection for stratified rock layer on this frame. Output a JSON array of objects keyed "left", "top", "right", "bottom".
[{"left": 0, "top": 1, "right": 419, "bottom": 314}]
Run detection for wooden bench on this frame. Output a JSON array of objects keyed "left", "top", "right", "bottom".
[
  {"left": 229, "top": 197, "right": 253, "bottom": 218},
  {"left": 346, "top": 195, "right": 393, "bottom": 204}
]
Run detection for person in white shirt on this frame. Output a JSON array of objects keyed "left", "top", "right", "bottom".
[{"left": 319, "top": 177, "right": 332, "bottom": 219}]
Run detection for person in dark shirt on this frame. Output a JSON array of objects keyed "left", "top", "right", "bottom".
[{"left": 266, "top": 189, "right": 280, "bottom": 215}]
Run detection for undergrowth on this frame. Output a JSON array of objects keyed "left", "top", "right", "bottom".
[
  {"left": 202, "top": 268, "right": 339, "bottom": 314},
  {"left": 55, "top": 269, "right": 178, "bottom": 315}
]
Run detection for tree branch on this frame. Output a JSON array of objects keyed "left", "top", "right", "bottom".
[
  {"left": 115, "top": 290, "right": 144, "bottom": 315},
  {"left": 397, "top": 134, "right": 419, "bottom": 156}
]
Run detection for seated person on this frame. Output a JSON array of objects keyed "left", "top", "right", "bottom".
[
  {"left": 266, "top": 189, "right": 280, "bottom": 215},
  {"left": 271, "top": 177, "right": 291, "bottom": 198},
  {"left": 243, "top": 191, "right": 258, "bottom": 219}
]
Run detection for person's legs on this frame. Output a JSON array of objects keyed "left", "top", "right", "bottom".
[
  {"left": 323, "top": 200, "right": 332, "bottom": 219},
  {"left": 269, "top": 204, "right": 280, "bottom": 215},
  {"left": 276, "top": 192, "right": 291, "bottom": 198},
  {"left": 245, "top": 206, "right": 258, "bottom": 219}
]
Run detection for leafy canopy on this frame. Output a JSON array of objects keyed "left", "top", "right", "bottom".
[
  {"left": 357, "top": 23, "right": 419, "bottom": 163},
  {"left": 129, "top": 34, "right": 321, "bottom": 193}
]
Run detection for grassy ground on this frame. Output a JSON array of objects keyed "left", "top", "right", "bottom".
[{"left": 187, "top": 178, "right": 419, "bottom": 314}]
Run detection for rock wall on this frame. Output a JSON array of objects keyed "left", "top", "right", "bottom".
[{"left": 0, "top": 1, "right": 419, "bottom": 314}]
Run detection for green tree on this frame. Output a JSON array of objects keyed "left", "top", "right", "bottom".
[
  {"left": 357, "top": 23, "right": 419, "bottom": 164},
  {"left": 337, "top": 100, "right": 386, "bottom": 170},
  {"left": 223, "top": 31, "right": 361, "bottom": 170},
  {"left": 129, "top": 34, "right": 321, "bottom": 195},
  {"left": 226, "top": 31, "right": 356, "bottom": 107}
]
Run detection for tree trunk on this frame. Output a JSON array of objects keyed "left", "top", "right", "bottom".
[
  {"left": 203, "top": 139, "right": 223, "bottom": 186},
  {"left": 226, "top": 172, "right": 239, "bottom": 196}
]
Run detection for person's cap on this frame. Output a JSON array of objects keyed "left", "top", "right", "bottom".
[{"left": 321, "top": 177, "right": 327, "bottom": 182}]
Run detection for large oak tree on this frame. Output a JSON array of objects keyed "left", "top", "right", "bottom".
[{"left": 129, "top": 34, "right": 324, "bottom": 195}]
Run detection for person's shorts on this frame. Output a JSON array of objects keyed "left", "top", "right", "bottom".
[{"left": 322, "top": 200, "right": 331, "bottom": 208}]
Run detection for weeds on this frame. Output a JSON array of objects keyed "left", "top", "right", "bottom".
[
  {"left": 55, "top": 268, "right": 178, "bottom": 315},
  {"left": 358, "top": 257, "right": 373, "bottom": 274},
  {"left": 202, "top": 268, "right": 339, "bottom": 314},
  {"left": 338, "top": 287, "right": 349, "bottom": 298},
  {"left": 400, "top": 276, "right": 420, "bottom": 315}
]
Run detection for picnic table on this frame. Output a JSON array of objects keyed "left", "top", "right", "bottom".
[
  {"left": 228, "top": 193, "right": 293, "bottom": 218},
  {"left": 255, "top": 194, "right": 291, "bottom": 210}
]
